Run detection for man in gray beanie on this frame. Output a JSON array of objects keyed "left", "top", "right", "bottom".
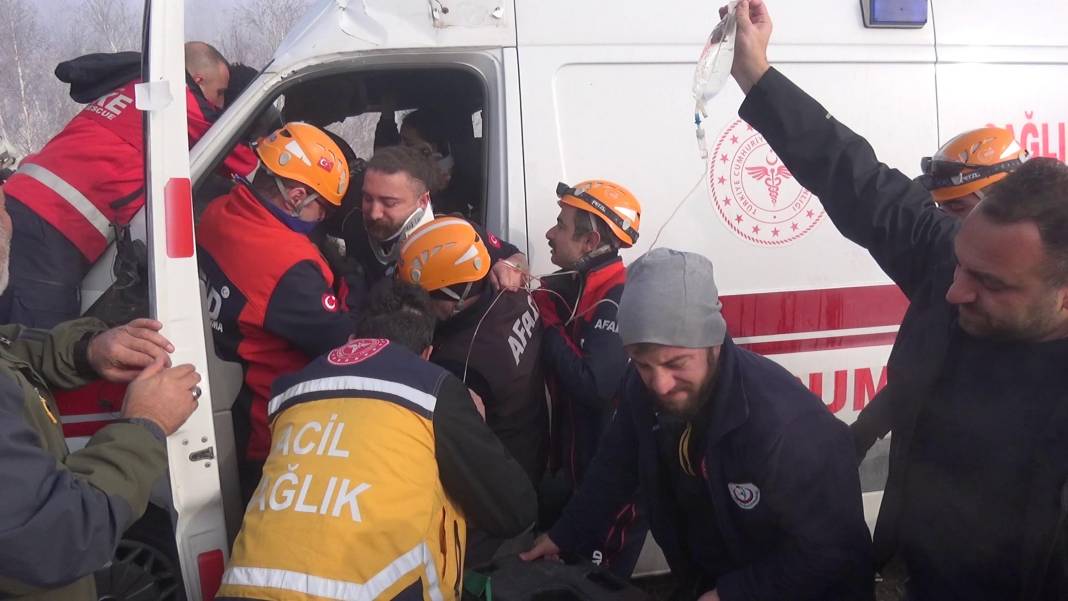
[{"left": 523, "top": 248, "right": 874, "bottom": 601}]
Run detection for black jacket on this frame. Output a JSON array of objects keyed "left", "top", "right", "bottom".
[
  {"left": 740, "top": 67, "right": 1068, "bottom": 600},
  {"left": 432, "top": 287, "right": 548, "bottom": 488},
  {"left": 551, "top": 338, "right": 874, "bottom": 601}
]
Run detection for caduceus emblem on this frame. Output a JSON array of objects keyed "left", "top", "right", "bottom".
[{"left": 745, "top": 151, "right": 793, "bottom": 205}]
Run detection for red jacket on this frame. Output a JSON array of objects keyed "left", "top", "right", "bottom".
[
  {"left": 4, "top": 80, "right": 257, "bottom": 262},
  {"left": 197, "top": 185, "right": 352, "bottom": 460}
]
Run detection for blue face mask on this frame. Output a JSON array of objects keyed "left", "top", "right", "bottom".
[{"left": 262, "top": 195, "right": 319, "bottom": 234}]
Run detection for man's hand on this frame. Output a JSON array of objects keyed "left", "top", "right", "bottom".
[
  {"left": 469, "top": 388, "right": 486, "bottom": 421},
  {"left": 724, "top": 0, "right": 773, "bottom": 94},
  {"left": 489, "top": 253, "right": 528, "bottom": 292},
  {"left": 697, "top": 591, "right": 721, "bottom": 601},
  {"left": 87, "top": 318, "right": 175, "bottom": 383},
  {"left": 519, "top": 533, "right": 562, "bottom": 562},
  {"left": 121, "top": 355, "right": 201, "bottom": 436},
  {"left": 533, "top": 290, "right": 563, "bottom": 328}
]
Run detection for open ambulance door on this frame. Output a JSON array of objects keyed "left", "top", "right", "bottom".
[{"left": 141, "top": 1, "right": 228, "bottom": 599}]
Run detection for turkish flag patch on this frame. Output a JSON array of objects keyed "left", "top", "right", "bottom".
[
  {"left": 328, "top": 338, "right": 389, "bottom": 366},
  {"left": 487, "top": 232, "right": 502, "bottom": 249},
  {"left": 318, "top": 156, "right": 334, "bottom": 171},
  {"left": 321, "top": 293, "right": 339, "bottom": 312}
]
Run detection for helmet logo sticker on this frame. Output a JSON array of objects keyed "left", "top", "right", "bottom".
[
  {"left": 318, "top": 156, "right": 334, "bottom": 172},
  {"left": 728, "top": 482, "right": 760, "bottom": 510},
  {"left": 328, "top": 338, "right": 389, "bottom": 366},
  {"left": 708, "top": 118, "right": 825, "bottom": 247},
  {"left": 321, "top": 293, "right": 339, "bottom": 312},
  {"left": 284, "top": 140, "right": 312, "bottom": 166}
]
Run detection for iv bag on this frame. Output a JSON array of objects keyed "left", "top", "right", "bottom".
[{"left": 692, "top": 1, "right": 739, "bottom": 117}]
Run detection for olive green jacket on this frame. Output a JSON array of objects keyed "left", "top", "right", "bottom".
[{"left": 0, "top": 319, "right": 168, "bottom": 600}]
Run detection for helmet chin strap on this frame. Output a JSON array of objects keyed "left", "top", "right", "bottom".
[
  {"left": 274, "top": 176, "right": 320, "bottom": 217},
  {"left": 440, "top": 281, "right": 475, "bottom": 318},
  {"left": 573, "top": 244, "right": 613, "bottom": 273}
]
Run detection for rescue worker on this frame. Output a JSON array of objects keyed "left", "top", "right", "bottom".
[
  {"left": 398, "top": 216, "right": 548, "bottom": 488},
  {"left": 217, "top": 279, "right": 536, "bottom": 601},
  {"left": 197, "top": 122, "right": 353, "bottom": 499},
  {"left": 522, "top": 248, "right": 874, "bottom": 601},
  {"left": 332, "top": 145, "right": 527, "bottom": 297},
  {"left": 0, "top": 43, "right": 256, "bottom": 328},
  {"left": 397, "top": 217, "right": 547, "bottom": 565},
  {"left": 918, "top": 127, "right": 1028, "bottom": 219},
  {"left": 729, "top": 1, "right": 1068, "bottom": 598},
  {"left": 0, "top": 189, "right": 202, "bottom": 600},
  {"left": 535, "top": 179, "right": 647, "bottom": 576}
]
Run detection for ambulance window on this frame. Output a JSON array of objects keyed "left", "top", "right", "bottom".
[{"left": 277, "top": 68, "right": 488, "bottom": 225}]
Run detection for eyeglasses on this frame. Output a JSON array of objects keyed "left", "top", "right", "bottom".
[
  {"left": 918, "top": 153, "right": 1028, "bottom": 191},
  {"left": 556, "top": 182, "right": 639, "bottom": 243}
]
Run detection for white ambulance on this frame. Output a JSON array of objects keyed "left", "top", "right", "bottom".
[{"left": 68, "top": 0, "right": 1068, "bottom": 598}]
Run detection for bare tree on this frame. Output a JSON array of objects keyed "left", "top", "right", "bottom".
[
  {"left": 81, "top": 0, "right": 140, "bottom": 53},
  {"left": 220, "top": 0, "right": 313, "bottom": 67},
  {"left": 0, "top": 0, "right": 78, "bottom": 155}
]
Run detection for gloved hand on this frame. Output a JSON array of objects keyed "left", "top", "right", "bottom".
[{"left": 533, "top": 289, "right": 563, "bottom": 328}]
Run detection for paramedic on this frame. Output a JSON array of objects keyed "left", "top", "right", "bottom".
[{"left": 217, "top": 279, "right": 535, "bottom": 601}]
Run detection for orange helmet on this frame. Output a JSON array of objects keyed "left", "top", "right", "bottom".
[
  {"left": 556, "top": 180, "right": 641, "bottom": 247},
  {"left": 397, "top": 217, "right": 491, "bottom": 295},
  {"left": 254, "top": 122, "right": 350, "bottom": 206},
  {"left": 920, "top": 127, "right": 1028, "bottom": 203}
]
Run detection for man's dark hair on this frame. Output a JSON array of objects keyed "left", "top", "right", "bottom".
[
  {"left": 354, "top": 279, "right": 436, "bottom": 354},
  {"left": 572, "top": 209, "right": 620, "bottom": 251},
  {"left": 402, "top": 109, "right": 451, "bottom": 157},
  {"left": 365, "top": 145, "right": 435, "bottom": 195},
  {"left": 979, "top": 157, "right": 1068, "bottom": 285}
]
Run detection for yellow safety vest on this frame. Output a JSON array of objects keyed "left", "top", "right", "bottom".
[{"left": 218, "top": 363, "right": 467, "bottom": 601}]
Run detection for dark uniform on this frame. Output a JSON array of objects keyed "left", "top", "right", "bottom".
[
  {"left": 197, "top": 183, "right": 352, "bottom": 493},
  {"left": 553, "top": 338, "right": 874, "bottom": 600},
  {"left": 0, "top": 318, "right": 168, "bottom": 600},
  {"left": 431, "top": 288, "right": 548, "bottom": 488},
  {"left": 537, "top": 253, "right": 647, "bottom": 577}
]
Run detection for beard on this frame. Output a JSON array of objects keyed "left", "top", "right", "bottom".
[{"left": 957, "top": 293, "right": 1063, "bottom": 342}]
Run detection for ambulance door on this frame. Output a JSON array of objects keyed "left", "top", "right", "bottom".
[
  {"left": 516, "top": 0, "right": 936, "bottom": 541},
  {"left": 933, "top": 0, "right": 1068, "bottom": 162},
  {"left": 141, "top": 0, "right": 228, "bottom": 599}
]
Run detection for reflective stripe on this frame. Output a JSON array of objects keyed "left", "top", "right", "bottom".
[
  {"left": 268, "top": 376, "right": 437, "bottom": 417},
  {"left": 222, "top": 542, "right": 444, "bottom": 601},
  {"left": 18, "top": 162, "right": 114, "bottom": 242}
]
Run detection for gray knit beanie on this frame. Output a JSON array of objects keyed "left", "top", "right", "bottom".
[{"left": 618, "top": 248, "right": 726, "bottom": 348}]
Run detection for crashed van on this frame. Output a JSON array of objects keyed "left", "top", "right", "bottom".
[{"left": 60, "top": 0, "right": 1068, "bottom": 598}]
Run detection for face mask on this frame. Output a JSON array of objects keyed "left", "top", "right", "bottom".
[
  {"left": 271, "top": 176, "right": 321, "bottom": 234},
  {"left": 262, "top": 199, "right": 317, "bottom": 234}
]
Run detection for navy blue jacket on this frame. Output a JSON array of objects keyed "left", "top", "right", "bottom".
[
  {"left": 550, "top": 338, "right": 874, "bottom": 601},
  {"left": 740, "top": 67, "right": 1068, "bottom": 601}
]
